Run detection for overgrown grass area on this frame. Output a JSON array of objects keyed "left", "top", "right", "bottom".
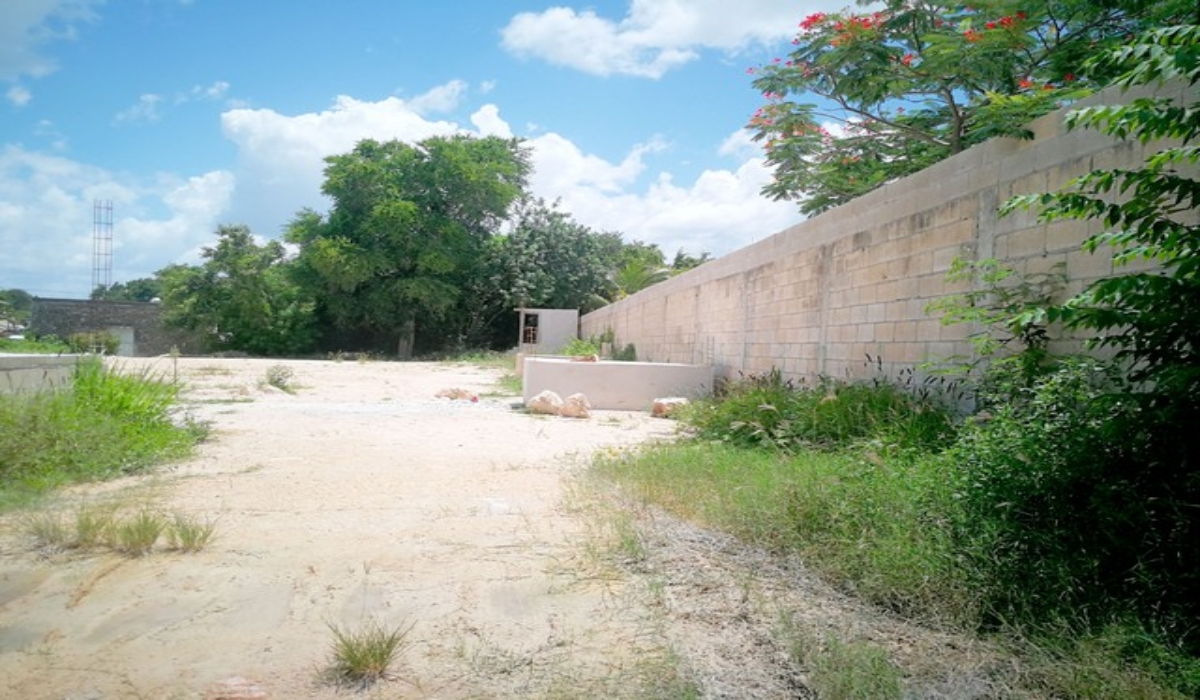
[
  {"left": 595, "top": 368, "right": 1200, "bottom": 698},
  {"left": 0, "top": 357, "right": 206, "bottom": 509},
  {"left": 0, "top": 334, "right": 71, "bottom": 354}
]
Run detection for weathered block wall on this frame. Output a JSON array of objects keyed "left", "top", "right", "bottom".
[
  {"left": 29, "top": 299, "right": 202, "bottom": 357},
  {"left": 582, "top": 80, "right": 1194, "bottom": 382}
]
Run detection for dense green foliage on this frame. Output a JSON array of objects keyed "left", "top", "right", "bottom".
[
  {"left": 91, "top": 277, "right": 161, "bottom": 302},
  {"left": 0, "top": 334, "right": 70, "bottom": 354},
  {"left": 0, "top": 358, "right": 203, "bottom": 504},
  {"left": 684, "top": 368, "right": 954, "bottom": 453},
  {"left": 133, "top": 134, "right": 706, "bottom": 357},
  {"left": 286, "top": 135, "right": 532, "bottom": 354},
  {"left": 158, "top": 225, "right": 317, "bottom": 355},
  {"left": 749, "top": 0, "right": 1194, "bottom": 214},
  {"left": 0, "top": 288, "right": 32, "bottom": 326}
]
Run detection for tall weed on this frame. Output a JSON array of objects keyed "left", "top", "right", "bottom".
[
  {"left": 0, "top": 358, "right": 202, "bottom": 502},
  {"left": 681, "top": 369, "right": 954, "bottom": 453}
]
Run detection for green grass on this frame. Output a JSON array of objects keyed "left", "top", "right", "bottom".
[
  {"left": 324, "top": 619, "right": 413, "bottom": 688},
  {"left": 111, "top": 508, "right": 166, "bottom": 556},
  {"left": 594, "top": 442, "right": 974, "bottom": 625},
  {"left": 20, "top": 504, "right": 217, "bottom": 557},
  {"left": 0, "top": 357, "right": 206, "bottom": 509},
  {"left": 166, "top": 511, "right": 218, "bottom": 552},
  {"left": 595, "top": 366, "right": 1200, "bottom": 698},
  {"left": 0, "top": 335, "right": 71, "bottom": 354}
]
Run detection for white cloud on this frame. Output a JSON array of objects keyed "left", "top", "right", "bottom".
[
  {"left": 470, "top": 105, "right": 512, "bottom": 139},
  {"left": 7, "top": 85, "right": 32, "bottom": 107},
  {"left": 501, "top": 0, "right": 813, "bottom": 78},
  {"left": 219, "top": 92, "right": 464, "bottom": 235},
  {"left": 533, "top": 135, "right": 798, "bottom": 256},
  {"left": 214, "top": 92, "right": 797, "bottom": 259},
  {"left": 0, "top": 145, "right": 234, "bottom": 296},
  {"left": 183, "top": 80, "right": 230, "bottom": 103},
  {"left": 0, "top": 0, "right": 101, "bottom": 81},
  {"left": 406, "top": 79, "right": 467, "bottom": 115},
  {"left": 114, "top": 94, "right": 163, "bottom": 124}
]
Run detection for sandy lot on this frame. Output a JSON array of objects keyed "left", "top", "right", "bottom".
[
  {"left": 1, "top": 357, "right": 1010, "bottom": 700},
  {"left": 0, "top": 357, "right": 681, "bottom": 699}
]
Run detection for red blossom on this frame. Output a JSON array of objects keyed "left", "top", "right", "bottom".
[
  {"left": 964, "top": 29, "right": 981, "bottom": 42},
  {"left": 1016, "top": 11, "right": 1027, "bottom": 19},
  {"left": 1000, "top": 16, "right": 1015, "bottom": 28},
  {"left": 800, "top": 12, "right": 826, "bottom": 31},
  {"left": 985, "top": 21, "right": 996, "bottom": 29},
  {"left": 901, "top": 53, "right": 914, "bottom": 66},
  {"left": 1019, "top": 78, "right": 1034, "bottom": 89}
]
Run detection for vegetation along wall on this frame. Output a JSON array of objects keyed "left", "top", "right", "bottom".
[{"left": 582, "top": 79, "right": 1195, "bottom": 383}]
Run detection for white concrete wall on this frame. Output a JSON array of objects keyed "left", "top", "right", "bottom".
[
  {"left": 523, "top": 358, "right": 714, "bottom": 411},
  {"left": 0, "top": 354, "right": 77, "bottom": 394}
]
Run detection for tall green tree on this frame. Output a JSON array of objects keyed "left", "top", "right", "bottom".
[
  {"left": 287, "top": 135, "right": 530, "bottom": 355},
  {"left": 0, "top": 288, "right": 32, "bottom": 326},
  {"left": 158, "top": 225, "right": 316, "bottom": 355},
  {"left": 750, "top": 0, "right": 1193, "bottom": 215},
  {"left": 484, "top": 197, "right": 620, "bottom": 314},
  {"left": 91, "top": 278, "right": 161, "bottom": 302}
]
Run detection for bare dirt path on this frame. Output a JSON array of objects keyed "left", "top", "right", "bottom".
[{"left": 0, "top": 358, "right": 682, "bottom": 699}]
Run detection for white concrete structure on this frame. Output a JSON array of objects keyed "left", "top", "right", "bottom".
[
  {"left": 0, "top": 354, "right": 77, "bottom": 394},
  {"left": 523, "top": 357, "right": 713, "bottom": 411},
  {"left": 517, "top": 308, "right": 579, "bottom": 356}
]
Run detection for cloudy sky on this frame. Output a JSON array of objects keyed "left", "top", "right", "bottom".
[{"left": 1, "top": 0, "right": 841, "bottom": 298}]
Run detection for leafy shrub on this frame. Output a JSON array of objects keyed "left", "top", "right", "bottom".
[
  {"left": 682, "top": 369, "right": 954, "bottom": 452},
  {"left": 67, "top": 331, "right": 119, "bottom": 355},
  {"left": 0, "top": 358, "right": 201, "bottom": 499},
  {"left": 948, "top": 358, "right": 1199, "bottom": 646},
  {"left": 559, "top": 337, "right": 600, "bottom": 357}
]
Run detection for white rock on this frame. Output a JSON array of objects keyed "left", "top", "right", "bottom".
[
  {"left": 527, "top": 390, "right": 564, "bottom": 415},
  {"left": 652, "top": 397, "right": 689, "bottom": 418},
  {"left": 560, "top": 393, "right": 591, "bottom": 419}
]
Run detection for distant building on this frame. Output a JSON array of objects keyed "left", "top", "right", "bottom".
[{"left": 29, "top": 298, "right": 202, "bottom": 356}]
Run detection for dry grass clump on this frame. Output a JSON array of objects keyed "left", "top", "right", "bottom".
[{"left": 22, "top": 503, "right": 217, "bottom": 557}]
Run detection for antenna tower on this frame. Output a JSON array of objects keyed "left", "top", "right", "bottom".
[{"left": 92, "top": 199, "right": 114, "bottom": 294}]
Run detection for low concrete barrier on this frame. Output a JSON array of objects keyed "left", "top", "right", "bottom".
[
  {"left": 523, "top": 357, "right": 714, "bottom": 411},
  {"left": 0, "top": 354, "right": 77, "bottom": 394}
]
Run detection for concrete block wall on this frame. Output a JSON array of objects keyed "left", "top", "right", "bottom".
[
  {"left": 582, "top": 80, "right": 1194, "bottom": 383},
  {"left": 0, "top": 354, "right": 77, "bottom": 394},
  {"left": 29, "top": 299, "right": 203, "bottom": 357}
]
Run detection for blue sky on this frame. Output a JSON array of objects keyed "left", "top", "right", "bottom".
[{"left": 1, "top": 0, "right": 844, "bottom": 298}]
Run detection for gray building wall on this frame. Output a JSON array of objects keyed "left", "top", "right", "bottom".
[{"left": 29, "top": 299, "right": 202, "bottom": 357}]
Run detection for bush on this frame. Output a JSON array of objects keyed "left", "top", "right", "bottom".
[
  {"left": 67, "top": 331, "right": 119, "bottom": 355},
  {"left": 0, "top": 358, "right": 202, "bottom": 501},
  {"left": 947, "top": 358, "right": 1200, "bottom": 647},
  {"left": 682, "top": 369, "right": 954, "bottom": 453}
]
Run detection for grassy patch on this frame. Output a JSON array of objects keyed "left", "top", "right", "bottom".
[
  {"left": 166, "top": 512, "right": 218, "bottom": 552},
  {"left": 20, "top": 503, "right": 217, "bottom": 557},
  {"left": 594, "top": 442, "right": 973, "bottom": 625},
  {"left": 111, "top": 508, "right": 166, "bottom": 556},
  {"left": 0, "top": 358, "right": 205, "bottom": 507},
  {"left": 0, "top": 335, "right": 71, "bottom": 354},
  {"left": 324, "top": 619, "right": 413, "bottom": 688}
]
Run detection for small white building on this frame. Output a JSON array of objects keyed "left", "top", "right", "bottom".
[{"left": 516, "top": 308, "right": 579, "bottom": 356}]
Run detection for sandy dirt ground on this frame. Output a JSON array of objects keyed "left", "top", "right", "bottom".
[
  {"left": 1, "top": 357, "right": 1009, "bottom": 700},
  {"left": 0, "top": 357, "right": 684, "bottom": 699}
]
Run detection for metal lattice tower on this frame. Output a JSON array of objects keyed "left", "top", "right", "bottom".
[{"left": 92, "top": 199, "right": 113, "bottom": 294}]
